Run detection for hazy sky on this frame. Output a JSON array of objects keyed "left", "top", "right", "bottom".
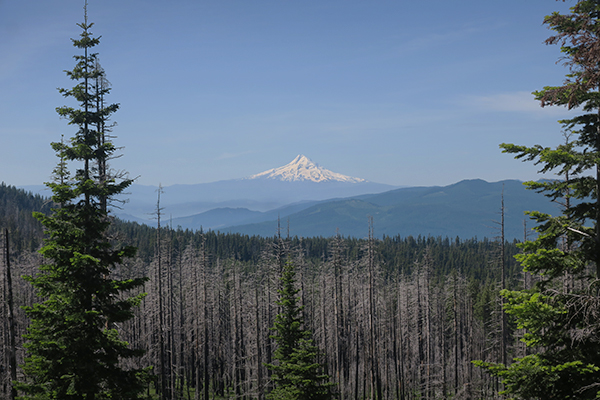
[{"left": 0, "top": 0, "right": 579, "bottom": 187}]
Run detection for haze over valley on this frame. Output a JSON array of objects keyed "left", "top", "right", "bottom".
[{"left": 22, "top": 154, "right": 557, "bottom": 240}]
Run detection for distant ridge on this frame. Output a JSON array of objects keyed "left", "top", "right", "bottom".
[
  {"left": 22, "top": 158, "right": 396, "bottom": 222},
  {"left": 97, "top": 155, "right": 395, "bottom": 221},
  {"left": 19, "top": 178, "right": 559, "bottom": 240},
  {"left": 247, "top": 155, "right": 367, "bottom": 183},
  {"left": 223, "top": 179, "right": 561, "bottom": 240}
]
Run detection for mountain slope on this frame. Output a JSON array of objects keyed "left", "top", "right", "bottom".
[
  {"left": 169, "top": 200, "right": 323, "bottom": 231},
  {"left": 111, "top": 156, "right": 396, "bottom": 221},
  {"left": 248, "top": 155, "right": 366, "bottom": 183},
  {"left": 170, "top": 207, "right": 263, "bottom": 230},
  {"left": 225, "top": 179, "right": 561, "bottom": 240}
]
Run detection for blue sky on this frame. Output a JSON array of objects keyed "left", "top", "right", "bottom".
[{"left": 0, "top": 0, "right": 579, "bottom": 187}]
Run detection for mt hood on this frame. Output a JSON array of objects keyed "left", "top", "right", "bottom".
[
  {"left": 248, "top": 155, "right": 367, "bottom": 183},
  {"left": 106, "top": 155, "right": 397, "bottom": 222}
]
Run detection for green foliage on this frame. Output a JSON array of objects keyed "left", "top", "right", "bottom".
[
  {"left": 475, "top": 356, "right": 600, "bottom": 400},
  {"left": 16, "top": 8, "right": 148, "bottom": 400},
  {"left": 476, "top": 1, "right": 600, "bottom": 398},
  {"left": 0, "top": 182, "right": 47, "bottom": 253},
  {"left": 267, "top": 259, "right": 335, "bottom": 400}
]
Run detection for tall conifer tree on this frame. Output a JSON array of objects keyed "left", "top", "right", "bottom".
[
  {"left": 16, "top": 4, "right": 147, "bottom": 399},
  {"left": 267, "top": 259, "right": 334, "bottom": 400},
  {"left": 476, "top": 1, "right": 600, "bottom": 398}
]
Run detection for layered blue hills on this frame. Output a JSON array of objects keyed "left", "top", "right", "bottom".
[
  {"left": 21, "top": 155, "right": 562, "bottom": 240},
  {"left": 172, "top": 179, "right": 560, "bottom": 240}
]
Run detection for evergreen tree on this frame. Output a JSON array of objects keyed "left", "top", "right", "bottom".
[
  {"left": 267, "top": 259, "right": 334, "bottom": 400},
  {"left": 475, "top": 1, "right": 600, "bottom": 398},
  {"left": 16, "top": 5, "right": 148, "bottom": 399}
]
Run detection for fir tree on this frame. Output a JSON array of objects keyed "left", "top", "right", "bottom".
[
  {"left": 267, "top": 259, "right": 334, "bottom": 400},
  {"left": 16, "top": 5, "right": 148, "bottom": 399},
  {"left": 475, "top": 1, "right": 600, "bottom": 398}
]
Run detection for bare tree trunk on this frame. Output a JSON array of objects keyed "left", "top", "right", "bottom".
[
  {"left": 354, "top": 328, "right": 360, "bottom": 400},
  {"left": 320, "top": 272, "right": 329, "bottom": 378},
  {"left": 155, "top": 186, "right": 167, "bottom": 400},
  {"left": 4, "top": 229, "right": 17, "bottom": 400},
  {"left": 500, "top": 189, "right": 507, "bottom": 368},
  {"left": 453, "top": 274, "right": 459, "bottom": 396},
  {"left": 177, "top": 245, "right": 186, "bottom": 399},
  {"left": 202, "top": 241, "right": 209, "bottom": 400},
  {"left": 595, "top": 112, "right": 600, "bottom": 278},
  {"left": 395, "top": 273, "right": 405, "bottom": 400},
  {"left": 366, "top": 217, "right": 382, "bottom": 400},
  {"left": 167, "top": 233, "right": 176, "bottom": 400},
  {"left": 331, "top": 234, "right": 345, "bottom": 399},
  {"left": 255, "top": 284, "right": 264, "bottom": 400}
]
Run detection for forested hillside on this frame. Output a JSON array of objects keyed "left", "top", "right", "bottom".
[
  {"left": 1, "top": 181, "right": 525, "bottom": 399},
  {"left": 0, "top": 183, "right": 48, "bottom": 253},
  {"left": 224, "top": 179, "right": 558, "bottom": 240}
]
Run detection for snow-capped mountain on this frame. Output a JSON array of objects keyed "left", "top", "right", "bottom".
[
  {"left": 49, "top": 155, "right": 397, "bottom": 224},
  {"left": 247, "top": 155, "right": 367, "bottom": 183}
]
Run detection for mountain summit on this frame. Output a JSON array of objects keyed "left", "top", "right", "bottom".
[
  {"left": 247, "top": 155, "right": 367, "bottom": 183},
  {"left": 88, "top": 155, "right": 395, "bottom": 223}
]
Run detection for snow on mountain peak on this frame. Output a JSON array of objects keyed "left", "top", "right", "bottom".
[{"left": 247, "top": 155, "right": 367, "bottom": 183}]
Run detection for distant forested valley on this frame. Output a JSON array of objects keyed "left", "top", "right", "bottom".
[{"left": 1, "top": 182, "right": 527, "bottom": 399}]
